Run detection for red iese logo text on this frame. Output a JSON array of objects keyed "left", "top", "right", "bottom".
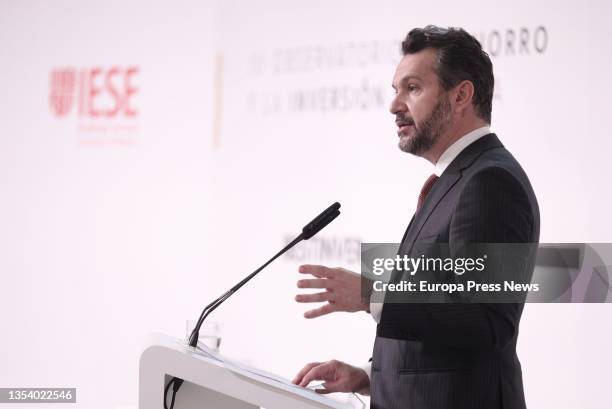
[{"left": 50, "top": 66, "right": 139, "bottom": 118}]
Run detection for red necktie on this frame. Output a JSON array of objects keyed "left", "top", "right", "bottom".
[{"left": 417, "top": 174, "right": 439, "bottom": 213}]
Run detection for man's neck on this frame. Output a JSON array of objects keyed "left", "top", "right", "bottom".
[{"left": 422, "top": 120, "right": 489, "bottom": 164}]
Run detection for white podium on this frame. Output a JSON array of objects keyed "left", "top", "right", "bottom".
[{"left": 139, "top": 334, "right": 363, "bottom": 409}]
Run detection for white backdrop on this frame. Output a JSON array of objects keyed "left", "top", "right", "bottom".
[{"left": 1, "top": 0, "right": 611, "bottom": 408}]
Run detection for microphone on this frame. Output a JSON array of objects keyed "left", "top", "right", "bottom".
[
  {"left": 164, "top": 202, "right": 341, "bottom": 409},
  {"left": 301, "top": 202, "right": 341, "bottom": 239}
]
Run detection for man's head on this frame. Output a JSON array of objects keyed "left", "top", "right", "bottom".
[{"left": 390, "top": 25, "right": 494, "bottom": 161}]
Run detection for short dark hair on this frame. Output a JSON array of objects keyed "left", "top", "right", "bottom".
[{"left": 402, "top": 25, "right": 494, "bottom": 123}]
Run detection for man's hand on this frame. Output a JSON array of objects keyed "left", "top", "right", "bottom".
[
  {"left": 292, "top": 360, "right": 370, "bottom": 395},
  {"left": 296, "top": 264, "right": 369, "bottom": 318}
]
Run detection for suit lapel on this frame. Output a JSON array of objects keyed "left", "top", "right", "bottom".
[
  {"left": 401, "top": 171, "right": 461, "bottom": 247},
  {"left": 401, "top": 133, "right": 504, "bottom": 248},
  {"left": 399, "top": 214, "right": 416, "bottom": 244}
]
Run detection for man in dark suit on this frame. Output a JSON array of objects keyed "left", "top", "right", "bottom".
[{"left": 292, "top": 26, "right": 539, "bottom": 409}]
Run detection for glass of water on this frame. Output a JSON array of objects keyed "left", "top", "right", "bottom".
[{"left": 186, "top": 320, "right": 223, "bottom": 351}]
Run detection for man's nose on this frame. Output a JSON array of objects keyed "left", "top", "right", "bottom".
[{"left": 389, "top": 96, "right": 407, "bottom": 116}]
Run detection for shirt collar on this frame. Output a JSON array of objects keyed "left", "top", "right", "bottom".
[{"left": 434, "top": 126, "right": 491, "bottom": 176}]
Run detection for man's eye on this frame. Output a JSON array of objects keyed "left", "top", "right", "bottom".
[{"left": 407, "top": 84, "right": 419, "bottom": 92}]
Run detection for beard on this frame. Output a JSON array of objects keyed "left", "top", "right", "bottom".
[{"left": 398, "top": 95, "right": 452, "bottom": 155}]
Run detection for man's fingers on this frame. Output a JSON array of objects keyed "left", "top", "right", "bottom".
[
  {"left": 299, "top": 362, "right": 335, "bottom": 387},
  {"left": 298, "top": 264, "right": 335, "bottom": 278},
  {"left": 315, "top": 383, "right": 339, "bottom": 394},
  {"left": 297, "top": 278, "right": 333, "bottom": 289},
  {"left": 295, "top": 291, "right": 333, "bottom": 303},
  {"left": 292, "top": 362, "right": 321, "bottom": 385},
  {"left": 304, "top": 303, "right": 336, "bottom": 319}
]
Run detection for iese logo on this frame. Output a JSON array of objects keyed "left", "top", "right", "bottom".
[{"left": 50, "top": 66, "right": 139, "bottom": 118}]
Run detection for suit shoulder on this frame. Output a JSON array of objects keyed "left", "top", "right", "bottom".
[
  {"left": 465, "top": 146, "right": 533, "bottom": 191},
  {"left": 456, "top": 146, "right": 540, "bottom": 241}
]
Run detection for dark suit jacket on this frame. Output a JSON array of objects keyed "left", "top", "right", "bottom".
[{"left": 370, "top": 134, "right": 540, "bottom": 409}]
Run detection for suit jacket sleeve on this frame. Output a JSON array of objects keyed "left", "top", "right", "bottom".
[{"left": 381, "top": 167, "right": 536, "bottom": 352}]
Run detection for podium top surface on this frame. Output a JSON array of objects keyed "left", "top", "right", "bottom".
[{"left": 140, "top": 333, "right": 364, "bottom": 409}]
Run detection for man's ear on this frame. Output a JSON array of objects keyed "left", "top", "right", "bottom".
[{"left": 452, "top": 80, "right": 475, "bottom": 114}]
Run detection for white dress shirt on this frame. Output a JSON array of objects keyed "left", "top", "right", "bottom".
[{"left": 362, "top": 126, "right": 491, "bottom": 379}]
